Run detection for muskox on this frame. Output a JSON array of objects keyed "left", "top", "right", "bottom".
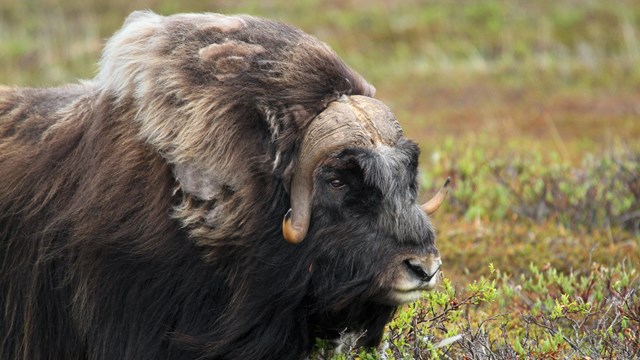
[{"left": 0, "top": 11, "right": 448, "bottom": 360}]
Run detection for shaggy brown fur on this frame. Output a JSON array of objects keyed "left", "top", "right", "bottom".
[{"left": 0, "top": 11, "right": 438, "bottom": 360}]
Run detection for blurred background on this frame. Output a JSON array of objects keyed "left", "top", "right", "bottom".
[{"left": 1, "top": 0, "right": 638, "bottom": 283}]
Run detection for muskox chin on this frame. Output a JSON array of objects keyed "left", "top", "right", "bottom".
[{"left": 0, "top": 11, "right": 443, "bottom": 360}]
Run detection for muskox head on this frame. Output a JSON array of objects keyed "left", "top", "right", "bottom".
[
  {"left": 277, "top": 94, "right": 448, "bottom": 306},
  {"left": 282, "top": 94, "right": 450, "bottom": 306}
]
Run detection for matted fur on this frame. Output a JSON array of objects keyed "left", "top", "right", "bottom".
[{"left": 0, "top": 11, "right": 438, "bottom": 360}]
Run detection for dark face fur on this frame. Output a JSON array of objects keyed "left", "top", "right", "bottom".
[{"left": 306, "top": 138, "right": 440, "bottom": 307}]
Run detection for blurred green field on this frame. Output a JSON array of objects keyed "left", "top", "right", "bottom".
[{"left": 1, "top": 0, "right": 639, "bottom": 358}]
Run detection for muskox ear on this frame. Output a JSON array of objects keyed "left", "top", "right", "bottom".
[{"left": 172, "top": 163, "right": 220, "bottom": 201}]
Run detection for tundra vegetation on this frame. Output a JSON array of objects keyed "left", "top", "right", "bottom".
[{"left": 1, "top": 0, "right": 639, "bottom": 358}]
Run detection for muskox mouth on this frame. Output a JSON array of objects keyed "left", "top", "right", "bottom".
[
  {"left": 381, "top": 258, "right": 442, "bottom": 305},
  {"left": 386, "top": 289, "right": 430, "bottom": 305}
]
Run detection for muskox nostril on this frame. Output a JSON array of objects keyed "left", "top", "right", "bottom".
[
  {"left": 405, "top": 259, "right": 429, "bottom": 281},
  {"left": 404, "top": 259, "right": 440, "bottom": 282}
]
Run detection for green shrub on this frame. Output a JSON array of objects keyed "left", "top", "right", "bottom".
[
  {"left": 423, "top": 142, "right": 640, "bottom": 234},
  {"left": 312, "top": 263, "right": 640, "bottom": 359}
]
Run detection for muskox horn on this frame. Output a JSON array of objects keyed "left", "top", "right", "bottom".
[
  {"left": 282, "top": 95, "right": 401, "bottom": 244},
  {"left": 421, "top": 177, "right": 451, "bottom": 215}
]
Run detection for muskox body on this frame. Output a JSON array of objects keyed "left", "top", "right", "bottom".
[{"left": 0, "top": 12, "right": 443, "bottom": 359}]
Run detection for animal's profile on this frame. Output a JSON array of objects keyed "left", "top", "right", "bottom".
[{"left": 0, "top": 11, "right": 448, "bottom": 359}]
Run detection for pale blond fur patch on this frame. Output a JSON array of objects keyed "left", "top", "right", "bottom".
[
  {"left": 198, "top": 41, "right": 265, "bottom": 60},
  {"left": 199, "top": 16, "right": 247, "bottom": 33},
  {"left": 168, "top": 13, "right": 247, "bottom": 33},
  {"left": 199, "top": 41, "right": 265, "bottom": 81}
]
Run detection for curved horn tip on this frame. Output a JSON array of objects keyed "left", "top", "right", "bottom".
[
  {"left": 421, "top": 177, "right": 451, "bottom": 216},
  {"left": 282, "top": 209, "right": 306, "bottom": 244}
]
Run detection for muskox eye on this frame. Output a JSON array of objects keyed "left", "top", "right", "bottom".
[{"left": 329, "top": 179, "right": 345, "bottom": 188}]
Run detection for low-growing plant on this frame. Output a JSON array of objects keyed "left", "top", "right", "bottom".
[
  {"left": 313, "top": 263, "right": 640, "bottom": 359},
  {"left": 491, "top": 151, "right": 640, "bottom": 233},
  {"left": 423, "top": 142, "right": 640, "bottom": 234}
]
